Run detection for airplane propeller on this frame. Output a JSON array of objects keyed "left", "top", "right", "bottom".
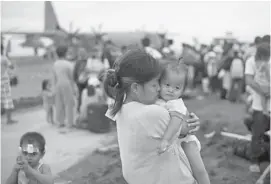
[
  {"left": 91, "top": 23, "right": 107, "bottom": 45},
  {"left": 61, "top": 21, "right": 81, "bottom": 46}
]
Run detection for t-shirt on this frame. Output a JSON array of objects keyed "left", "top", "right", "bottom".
[
  {"left": 245, "top": 57, "right": 270, "bottom": 111},
  {"left": 105, "top": 102, "right": 197, "bottom": 184},
  {"left": 86, "top": 58, "right": 106, "bottom": 74}
]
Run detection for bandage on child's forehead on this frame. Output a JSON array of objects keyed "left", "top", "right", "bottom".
[{"left": 19, "top": 144, "right": 39, "bottom": 153}]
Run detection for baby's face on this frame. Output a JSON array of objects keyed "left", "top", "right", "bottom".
[
  {"left": 20, "top": 141, "right": 43, "bottom": 168},
  {"left": 160, "top": 72, "right": 186, "bottom": 101}
]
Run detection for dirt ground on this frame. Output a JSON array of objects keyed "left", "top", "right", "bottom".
[
  {"left": 9, "top": 57, "right": 269, "bottom": 184},
  {"left": 10, "top": 56, "right": 54, "bottom": 99},
  {"left": 56, "top": 96, "right": 269, "bottom": 184}
]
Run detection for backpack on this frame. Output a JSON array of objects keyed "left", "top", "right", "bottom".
[{"left": 230, "top": 58, "right": 244, "bottom": 78}]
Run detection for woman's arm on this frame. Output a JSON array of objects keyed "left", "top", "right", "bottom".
[
  {"left": 246, "top": 75, "right": 269, "bottom": 97},
  {"left": 68, "top": 64, "right": 78, "bottom": 95},
  {"left": 182, "top": 142, "right": 210, "bottom": 184}
]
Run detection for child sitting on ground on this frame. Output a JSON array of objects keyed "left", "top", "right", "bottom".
[
  {"left": 156, "top": 60, "right": 210, "bottom": 184},
  {"left": 6, "top": 132, "right": 53, "bottom": 184},
  {"left": 41, "top": 79, "right": 55, "bottom": 124}
]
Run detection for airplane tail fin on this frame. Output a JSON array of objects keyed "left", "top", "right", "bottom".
[{"left": 44, "top": 1, "right": 61, "bottom": 31}]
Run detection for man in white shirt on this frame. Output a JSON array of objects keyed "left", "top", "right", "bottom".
[
  {"left": 244, "top": 36, "right": 262, "bottom": 61},
  {"left": 245, "top": 49, "right": 270, "bottom": 167}
]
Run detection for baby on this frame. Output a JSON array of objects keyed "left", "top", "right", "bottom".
[
  {"left": 156, "top": 61, "right": 200, "bottom": 153},
  {"left": 156, "top": 60, "right": 209, "bottom": 184}
]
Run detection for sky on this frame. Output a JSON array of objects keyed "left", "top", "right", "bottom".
[{"left": 1, "top": 1, "right": 270, "bottom": 43}]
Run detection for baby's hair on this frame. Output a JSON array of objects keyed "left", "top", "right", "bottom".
[
  {"left": 42, "top": 79, "right": 49, "bottom": 91},
  {"left": 161, "top": 59, "right": 188, "bottom": 77},
  {"left": 19, "top": 132, "right": 46, "bottom": 154}
]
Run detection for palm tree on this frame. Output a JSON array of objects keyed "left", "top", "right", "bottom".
[{"left": 91, "top": 23, "right": 107, "bottom": 45}]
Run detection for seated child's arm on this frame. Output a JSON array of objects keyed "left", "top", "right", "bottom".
[
  {"left": 5, "top": 164, "right": 21, "bottom": 184},
  {"left": 25, "top": 164, "right": 53, "bottom": 184},
  {"left": 182, "top": 141, "right": 210, "bottom": 184}
]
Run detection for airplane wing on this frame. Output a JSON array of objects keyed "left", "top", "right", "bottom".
[{"left": 1, "top": 30, "right": 66, "bottom": 37}]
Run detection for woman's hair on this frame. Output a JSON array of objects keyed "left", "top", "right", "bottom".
[
  {"left": 42, "top": 79, "right": 49, "bottom": 91},
  {"left": 160, "top": 60, "right": 189, "bottom": 92},
  {"left": 103, "top": 49, "right": 162, "bottom": 116},
  {"left": 20, "top": 132, "right": 46, "bottom": 154},
  {"left": 255, "top": 42, "right": 270, "bottom": 61}
]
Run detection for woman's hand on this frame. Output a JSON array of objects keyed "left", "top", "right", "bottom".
[
  {"left": 186, "top": 112, "right": 200, "bottom": 134},
  {"left": 178, "top": 112, "right": 200, "bottom": 138}
]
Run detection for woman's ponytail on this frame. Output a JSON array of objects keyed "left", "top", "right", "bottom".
[{"left": 103, "top": 69, "right": 125, "bottom": 116}]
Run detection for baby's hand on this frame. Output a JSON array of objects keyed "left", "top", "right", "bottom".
[
  {"left": 16, "top": 155, "right": 24, "bottom": 165},
  {"left": 16, "top": 156, "right": 30, "bottom": 171},
  {"left": 157, "top": 140, "right": 170, "bottom": 154},
  {"left": 13, "top": 163, "right": 23, "bottom": 172}
]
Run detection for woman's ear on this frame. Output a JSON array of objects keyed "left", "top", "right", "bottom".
[{"left": 130, "top": 82, "right": 139, "bottom": 94}]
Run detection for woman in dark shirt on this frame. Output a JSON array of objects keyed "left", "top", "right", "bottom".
[{"left": 73, "top": 48, "right": 89, "bottom": 112}]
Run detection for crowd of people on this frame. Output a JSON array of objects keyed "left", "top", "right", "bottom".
[{"left": 1, "top": 33, "right": 270, "bottom": 183}]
